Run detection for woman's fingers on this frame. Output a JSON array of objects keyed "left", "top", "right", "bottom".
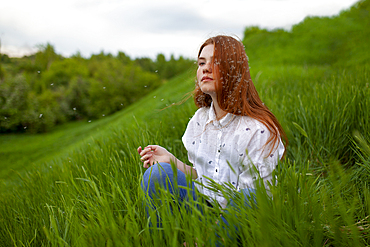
[
  {"left": 138, "top": 146, "right": 155, "bottom": 167},
  {"left": 138, "top": 145, "right": 162, "bottom": 168},
  {"left": 145, "top": 145, "right": 157, "bottom": 151},
  {"left": 143, "top": 157, "right": 155, "bottom": 168},
  {"left": 143, "top": 160, "right": 150, "bottom": 168},
  {"left": 140, "top": 153, "right": 152, "bottom": 161},
  {"left": 139, "top": 147, "right": 153, "bottom": 157}
]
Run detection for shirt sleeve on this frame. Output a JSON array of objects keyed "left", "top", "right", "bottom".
[
  {"left": 237, "top": 124, "right": 285, "bottom": 190},
  {"left": 182, "top": 107, "right": 207, "bottom": 166},
  {"left": 182, "top": 120, "right": 194, "bottom": 166}
]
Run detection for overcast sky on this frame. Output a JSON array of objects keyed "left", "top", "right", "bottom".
[{"left": 0, "top": 0, "right": 359, "bottom": 59}]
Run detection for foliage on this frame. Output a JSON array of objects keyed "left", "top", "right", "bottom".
[
  {"left": 242, "top": 0, "right": 370, "bottom": 67},
  {"left": 135, "top": 53, "right": 194, "bottom": 80},
  {"left": 0, "top": 47, "right": 194, "bottom": 133},
  {"left": 0, "top": 75, "right": 32, "bottom": 132}
]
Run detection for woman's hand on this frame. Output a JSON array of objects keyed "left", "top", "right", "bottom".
[{"left": 137, "top": 145, "right": 174, "bottom": 168}]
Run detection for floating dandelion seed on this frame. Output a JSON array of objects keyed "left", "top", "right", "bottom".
[
  {"left": 4, "top": 117, "right": 6, "bottom": 119},
  {"left": 155, "top": 70, "right": 158, "bottom": 73},
  {"left": 39, "top": 114, "right": 43, "bottom": 118},
  {"left": 153, "top": 96, "right": 156, "bottom": 98},
  {"left": 88, "top": 120, "right": 91, "bottom": 123},
  {"left": 73, "top": 107, "right": 76, "bottom": 111},
  {"left": 50, "top": 166, "right": 52, "bottom": 168},
  {"left": 37, "top": 71, "right": 40, "bottom": 74},
  {"left": 50, "top": 83, "right": 54, "bottom": 86},
  {"left": 24, "top": 126, "right": 27, "bottom": 129},
  {"left": 161, "top": 99, "right": 164, "bottom": 101},
  {"left": 121, "top": 103, "right": 123, "bottom": 106},
  {"left": 103, "top": 87, "right": 106, "bottom": 89},
  {"left": 102, "top": 114, "right": 105, "bottom": 117},
  {"left": 144, "top": 85, "right": 147, "bottom": 88}
]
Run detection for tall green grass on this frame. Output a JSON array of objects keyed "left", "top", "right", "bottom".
[{"left": 0, "top": 65, "right": 369, "bottom": 246}]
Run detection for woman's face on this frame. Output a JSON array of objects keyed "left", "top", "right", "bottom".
[{"left": 197, "top": 44, "right": 216, "bottom": 98}]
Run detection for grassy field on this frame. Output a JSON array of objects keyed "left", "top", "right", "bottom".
[
  {"left": 0, "top": 70, "right": 196, "bottom": 183},
  {"left": 0, "top": 64, "right": 369, "bottom": 246}
]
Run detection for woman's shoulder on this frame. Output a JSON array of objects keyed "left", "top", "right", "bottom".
[
  {"left": 236, "top": 115, "right": 267, "bottom": 133},
  {"left": 183, "top": 106, "right": 210, "bottom": 144},
  {"left": 191, "top": 106, "right": 210, "bottom": 121}
]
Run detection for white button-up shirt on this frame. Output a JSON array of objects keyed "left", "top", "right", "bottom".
[{"left": 182, "top": 103, "right": 285, "bottom": 208}]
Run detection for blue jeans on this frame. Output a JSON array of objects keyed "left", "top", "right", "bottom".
[
  {"left": 141, "top": 162, "right": 197, "bottom": 203},
  {"left": 141, "top": 162, "right": 199, "bottom": 228},
  {"left": 141, "top": 162, "right": 256, "bottom": 245}
]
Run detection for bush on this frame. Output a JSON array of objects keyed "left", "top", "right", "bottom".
[{"left": 0, "top": 75, "right": 30, "bottom": 132}]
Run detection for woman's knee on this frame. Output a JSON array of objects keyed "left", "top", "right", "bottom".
[{"left": 141, "top": 162, "right": 174, "bottom": 191}]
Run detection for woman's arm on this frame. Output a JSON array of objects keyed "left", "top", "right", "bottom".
[{"left": 137, "top": 145, "right": 198, "bottom": 179}]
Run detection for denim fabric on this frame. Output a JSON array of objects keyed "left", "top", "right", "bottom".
[
  {"left": 141, "top": 162, "right": 197, "bottom": 203},
  {"left": 140, "top": 162, "right": 257, "bottom": 246},
  {"left": 216, "top": 188, "right": 257, "bottom": 247}
]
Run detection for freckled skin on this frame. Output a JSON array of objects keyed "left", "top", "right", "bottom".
[
  {"left": 197, "top": 44, "right": 216, "bottom": 97},
  {"left": 197, "top": 44, "right": 227, "bottom": 119}
]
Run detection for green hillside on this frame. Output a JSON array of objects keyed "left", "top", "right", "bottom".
[
  {"left": 0, "top": 0, "right": 370, "bottom": 246},
  {"left": 0, "top": 70, "right": 196, "bottom": 182},
  {"left": 243, "top": 0, "right": 370, "bottom": 67},
  {"left": 1, "top": 64, "right": 369, "bottom": 246}
]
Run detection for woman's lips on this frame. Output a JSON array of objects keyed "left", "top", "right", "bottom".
[{"left": 201, "top": 76, "right": 213, "bottom": 82}]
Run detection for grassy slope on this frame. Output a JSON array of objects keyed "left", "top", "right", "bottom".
[
  {"left": 0, "top": 63, "right": 369, "bottom": 246},
  {"left": 0, "top": 69, "right": 196, "bottom": 183},
  {"left": 1, "top": 2, "right": 370, "bottom": 244}
]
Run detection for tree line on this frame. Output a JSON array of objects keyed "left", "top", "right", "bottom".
[
  {"left": 1, "top": 0, "right": 369, "bottom": 133},
  {"left": 0, "top": 45, "right": 194, "bottom": 133}
]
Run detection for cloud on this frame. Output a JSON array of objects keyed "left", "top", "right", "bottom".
[{"left": 0, "top": 0, "right": 359, "bottom": 58}]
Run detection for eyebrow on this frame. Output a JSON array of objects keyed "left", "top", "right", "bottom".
[{"left": 197, "top": 56, "right": 213, "bottom": 61}]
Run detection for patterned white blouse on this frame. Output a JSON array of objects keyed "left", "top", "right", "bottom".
[{"left": 182, "top": 102, "right": 285, "bottom": 208}]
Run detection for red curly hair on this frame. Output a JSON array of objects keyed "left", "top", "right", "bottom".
[{"left": 194, "top": 35, "right": 287, "bottom": 156}]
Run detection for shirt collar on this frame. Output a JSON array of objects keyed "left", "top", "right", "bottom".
[{"left": 207, "top": 102, "right": 235, "bottom": 127}]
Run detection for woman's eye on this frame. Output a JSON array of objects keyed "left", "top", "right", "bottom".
[{"left": 198, "top": 62, "right": 205, "bottom": 66}]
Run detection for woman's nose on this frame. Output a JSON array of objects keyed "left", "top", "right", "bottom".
[{"left": 203, "top": 62, "right": 212, "bottom": 73}]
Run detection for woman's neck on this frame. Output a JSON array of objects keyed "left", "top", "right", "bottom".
[{"left": 212, "top": 98, "right": 227, "bottom": 120}]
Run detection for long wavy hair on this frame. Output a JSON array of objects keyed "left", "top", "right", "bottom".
[{"left": 194, "top": 35, "right": 287, "bottom": 156}]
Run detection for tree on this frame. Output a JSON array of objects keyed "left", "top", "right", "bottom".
[
  {"left": 0, "top": 75, "right": 31, "bottom": 132},
  {"left": 34, "top": 43, "right": 61, "bottom": 71}
]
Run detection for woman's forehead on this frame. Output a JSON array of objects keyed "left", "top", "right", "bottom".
[{"left": 198, "top": 44, "right": 214, "bottom": 59}]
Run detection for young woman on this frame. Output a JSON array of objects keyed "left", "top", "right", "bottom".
[{"left": 138, "top": 35, "right": 287, "bottom": 238}]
